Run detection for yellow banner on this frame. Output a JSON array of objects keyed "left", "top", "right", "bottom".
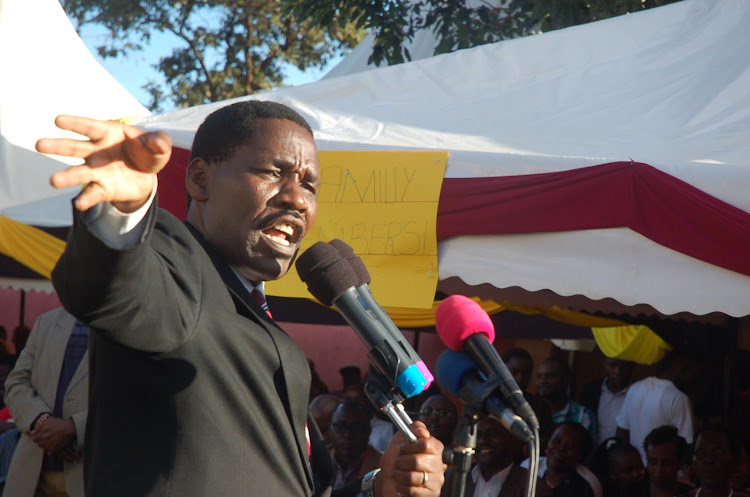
[{"left": 267, "top": 151, "right": 448, "bottom": 308}]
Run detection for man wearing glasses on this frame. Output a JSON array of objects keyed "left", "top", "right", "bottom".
[{"left": 419, "top": 395, "right": 458, "bottom": 448}]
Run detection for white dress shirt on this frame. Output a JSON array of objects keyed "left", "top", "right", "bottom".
[{"left": 471, "top": 463, "right": 512, "bottom": 497}]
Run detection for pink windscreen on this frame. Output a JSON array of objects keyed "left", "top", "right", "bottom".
[{"left": 435, "top": 295, "right": 495, "bottom": 351}]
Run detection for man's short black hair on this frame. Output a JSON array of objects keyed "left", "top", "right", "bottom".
[
  {"left": 502, "top": 347, "right": 533, "bottom": 366},
  {"left": 186, "top": 100, "right": 314, "bottom": 209},
  {"left": 643, "top": 425, "right": 688, "bottom": 461},
  {"left": 542, "top": 356, "right": 572, "bottom": 378},
  {"left": 552, "top": 421, "right": 593, "bottom": 463},
  {"left": 189, "top": 100, "right": 313, "bottom": 165},
  {"left": 333, "top": 398, "right": 373, "bottom": 421},
  {"left": 694, "top": 424, "right": 741, "bottom": 459}
]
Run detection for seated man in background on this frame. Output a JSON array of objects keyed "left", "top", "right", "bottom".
[
  {"left": 419, "top": 394, "right": 458, "bottom": 449},
  {"left": 503, "top": 347, "right": 554, "bottom": 447},
  {"left": 642, "top": 425, "right": 692, "bottom": 497},
  {"left": 676, "top": 425, "right": 750, "bottom": 497},
  {"left": 442, "top": 416, "right": 548, "bottom": 497},
  {"left": 310, "top": 394, "right": 341, "bottom": 453},
  {"left": 331, "top": 400, "right": 382, "bottom": 488},
  {"left": 534, "top": 422, "right": 601, "bottom": 497},
  {"left": 589, "top": 438, "right": 645, "bottom": 497},
  {"left": 536, "top": 357, "right": 597, "bottom": 444}
]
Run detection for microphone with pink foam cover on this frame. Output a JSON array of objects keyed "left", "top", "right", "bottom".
[
  {"left": 435, "top": 295, "right": 495, "bottom": 350},
  {"left": 435, "top": 295, "right": 540, "bottom": 432}
]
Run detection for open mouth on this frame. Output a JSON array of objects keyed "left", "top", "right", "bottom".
[{"left": 262, "top": 222, "right": 295, "bottom": 247}]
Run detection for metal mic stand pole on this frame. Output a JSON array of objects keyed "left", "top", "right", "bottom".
[{"left": 448, "top": 405, "right": 479, "bottom": 497}]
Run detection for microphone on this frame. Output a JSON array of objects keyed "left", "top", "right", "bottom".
[
  {"left": 436, "top": 349, "right": 533, "bottom": 442},
  {"left": 295, "top": 241, "right": 431, "bottom": 398},
  {"left": 435, "top": 295, "right": 539, "bottom": 432},
  {"left": 328, "top": 239, "right": 434, "bottom": 388}
]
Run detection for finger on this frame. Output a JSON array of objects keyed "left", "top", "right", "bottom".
[
  {"left": 50, "top": 164, "right": 94, "bottom": 189},
  {"left": 54, "top": 114, "right": 117, "bottom": 142},
  {"left": 407, "top": 421, "right": 431, "bottom": 440},
  {"left": 390, "top": 421, "right": 430, "bottom": 448},
  {"left": 122, "top": 129, "right": 172, "bottom": 174},
  {"left": 397, "top": 436, "right": 444, "bottom": 457},
  {"left": 129, "top": 128, "right": 172, "bottom": 157},
  {"left": 36, "top": 137, "right": 99, "bottom": 159},
  {"left": 393, "top": 468, "right": 444, "bottom": 497},
  {"left": 74, "top": 182, "right": 109, "bottom": 211}
]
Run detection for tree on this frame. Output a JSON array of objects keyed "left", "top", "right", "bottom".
[
  {"left": 62, "top": 0, "right": 365, "bottom": 112},
  {"left": 283, "top": 0, "right": 685, "bottom": 68}
]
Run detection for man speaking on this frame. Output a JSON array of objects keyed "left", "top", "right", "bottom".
[{"left": 37, "top": 100, "right": 445, "bottom": 497}]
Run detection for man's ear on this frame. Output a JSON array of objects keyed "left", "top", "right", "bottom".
[{"left": 186, "top": 157, "right": 211, "bottom": 203}]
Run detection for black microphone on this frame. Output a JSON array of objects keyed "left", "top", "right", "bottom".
[
  {"left": 327, "top": 239, "right": 434, "bottom": 387},
  {"left": 436, "top": 349, "right": 533, "bottom": 442},
  {"left": 295, "top": 241, "right": 431, "bottom": 398},
  {"left": 435, "top": 295, "right": 539, "bottom": 432}
]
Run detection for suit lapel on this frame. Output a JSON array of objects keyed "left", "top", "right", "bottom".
[
  {"left": 39, "top": 312, "right": 76, "bottom": 402},
  {"left": 66, "top": 348, "right": 89, "bottom": 393},
  {"left": 185, "top": 222, "right": 314, "bottom": 488},
  {"left": 465, "top": 470, "right": 476, "bottom": 497},
  {"left": 500, "top": 464, "right": 524, "bottom": 497}
]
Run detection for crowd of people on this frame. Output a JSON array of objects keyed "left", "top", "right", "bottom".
[{"left": 307, "top": 346, "right": 750, "bottom": 497}]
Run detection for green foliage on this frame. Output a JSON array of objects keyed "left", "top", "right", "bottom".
[
  {"left": 283, "top": 0, "right": 684, "bottom": 68},
  {"left": 62, "top": 0, "right": 365, "bottom": 112}
]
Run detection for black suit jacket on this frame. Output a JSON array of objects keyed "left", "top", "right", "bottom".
[
  {"left": 441, "top": 464, "right": 546, "bottom": 497},
  {"left": 53, "top": 205, "right": 347, "bottom": 497}
]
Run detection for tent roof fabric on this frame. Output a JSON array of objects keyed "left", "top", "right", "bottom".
[
  {"left": 136, "top": 0, "right": 750, "bottom": 318},
  {"left": 0, "top": 0, "right": 149, "bottom": 227}
]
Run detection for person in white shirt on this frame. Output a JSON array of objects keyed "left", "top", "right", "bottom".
[
  {"left": 580, "top": 356, "right": 635, "bottom": 445},
  {"left": 615, "top": 349, "right": 703, "bottom": 464}
]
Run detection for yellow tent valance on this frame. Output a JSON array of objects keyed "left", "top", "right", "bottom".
[
  {"left": 0, "top": 214, "right": 669, "bottom": 365},
  {"left": 0, "top": 215, "right": 64, "bottom": 279},
  {"left": 382, "top": 298, "right": 669, "bottom": 365},
  {"left": 592, "top": 325, "right": 671, "bottom": 365},
  {"left": 384, "top": 298, "right": 503, "bottom": 329}
]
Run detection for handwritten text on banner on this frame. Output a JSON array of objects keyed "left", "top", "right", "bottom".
[{"left": 266, "top": 151, "right": 448, "bottom": 309}]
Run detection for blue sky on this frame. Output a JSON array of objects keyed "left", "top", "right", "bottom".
[{"left": 77, "top": 23, "right": 343, "bottom": 113}]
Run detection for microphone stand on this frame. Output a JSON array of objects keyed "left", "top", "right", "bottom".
[
  {"left": 445, "top": 405, "right": 479, "bottom": 497},
  {"left": 364, "top": 366, "right": 417, "bottom": 443}
]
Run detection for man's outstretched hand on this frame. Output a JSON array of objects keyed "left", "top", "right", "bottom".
[
  {"left": 378, "top": 421, "right": 447, "bottom": 497},
  {"left": 36, "top": 115, "right": 172, "bottom": 213}
]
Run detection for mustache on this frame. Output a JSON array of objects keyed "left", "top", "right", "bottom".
[{"left": 258, "top": 210, "right": 303, "bottom": 226}]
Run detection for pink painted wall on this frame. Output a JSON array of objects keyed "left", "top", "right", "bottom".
[{"left": 0, "top": 288, "right": 61, "bottom": 353}]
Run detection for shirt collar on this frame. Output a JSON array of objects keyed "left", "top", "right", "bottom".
[
  {"left": 601, "top": 377, "right": 629, "bottom": 396},
  {"left": 558, "top": 400, "right": 573, "bottom": 416},
  {"left": 471, "top": 462, "right": 513, "bottom": 485},
  {"left": 230, "top": 267, "right": 265, "bottom": 297}
]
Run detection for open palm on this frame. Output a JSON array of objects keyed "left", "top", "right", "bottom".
[{"left": 37, "top": 115, "right": 172, "bottom": 212}]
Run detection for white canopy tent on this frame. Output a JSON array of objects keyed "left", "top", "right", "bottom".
[
  {"left": 0, "top": 0, "right": 149, "bottom": 227},
  {"left": 0, "top": 0, "right": 149, "bottom": 290},
  {"left": 136, "top": 0, "right": 750, "bottom": 319},
  {"left": 5, "top": 0, "right": 747, "bottom": 318}
]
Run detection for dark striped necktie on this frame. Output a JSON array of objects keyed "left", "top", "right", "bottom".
[{"left": 251, "top": 289, "right": 272, "bottom": 318}]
